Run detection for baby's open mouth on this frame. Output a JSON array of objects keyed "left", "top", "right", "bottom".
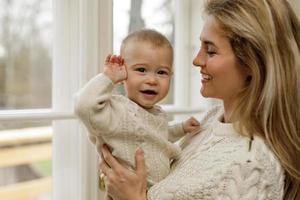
[{"left": 141, "top": 90, "right": 157, "bottom": 95}]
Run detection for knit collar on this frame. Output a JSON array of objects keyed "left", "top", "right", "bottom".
[{"left": 210, "top": 113, "right": 240, "bottom": 137}]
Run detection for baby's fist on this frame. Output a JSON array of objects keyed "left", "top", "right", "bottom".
[{"left": 183, "top": 117, "right": 200, "bottom": 133}]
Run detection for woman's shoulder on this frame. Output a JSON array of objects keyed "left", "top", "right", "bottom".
[
  {"left": 222, "top": 134, "right": 284, "bottom": 182},
  {"left": 229, "top": 136, "right": 285, "bottom": 200},
  {"left": 220, "top": 135, "right": 285, "bottom": 199},
  {"left": 249, "top": 136, "right": 284, "bottom": 176}
]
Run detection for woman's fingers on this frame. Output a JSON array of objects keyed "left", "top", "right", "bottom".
[
  {"left": 101, "top": 144, "right": 123, "bottom": 171},
  {"left": 100, "top": 157, "right": 111, "bottom": 176},
  {"left": 135, "top": 147, "right": 146, "bottom": 177},
  {"left": 99, "top": 145, "right": 147, "bottom": 200}
]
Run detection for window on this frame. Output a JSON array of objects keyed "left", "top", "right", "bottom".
[
  {"left": 0, "top": 0, "right": 53, "bottom": 199},
  {"left": 0, "top": 0, "right": 52, "bottom": 110}
]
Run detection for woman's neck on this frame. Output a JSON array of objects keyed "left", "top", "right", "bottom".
[{"left": 222, "top": 101, "right": 237, "bottom": 123}]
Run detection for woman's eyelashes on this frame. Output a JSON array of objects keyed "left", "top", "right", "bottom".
[
  {"left": 206, "top": 46, "right": 216, "bottom": 57},
  {"left": 200, "top": 42, "right": 217, "bottom": 57}
]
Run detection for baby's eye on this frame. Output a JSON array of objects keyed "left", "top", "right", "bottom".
[
  {"left": 157, "top": 70, "right": 169, "bottom": 75},
  {"left": 135, "top": 67, "right": 146, "bottom": 73}
]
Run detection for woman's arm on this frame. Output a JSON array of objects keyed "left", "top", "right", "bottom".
[{"left": 100, "top": 145, "right": 148, "bottom": 200}]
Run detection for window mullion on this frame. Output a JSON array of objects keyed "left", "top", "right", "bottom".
[
  {"left": 174, "top": 0, "right": 192, "bottom": 108},
  {"left": 52, "top": 0, "right": 81, "bottom": 199},
  {"left": 52, "top": 0, "right": 112, "bottom": 199}
]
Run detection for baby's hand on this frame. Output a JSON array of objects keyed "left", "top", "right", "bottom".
[
  {"left": 103, "top": 54, "right": 127, "bottom": 84},
  {"left": 183, "top": 117, "right": 200, "bottom": 133}
]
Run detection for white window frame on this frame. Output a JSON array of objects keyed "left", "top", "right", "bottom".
[
  {"left": 174, "top": 0, "right": 213, "bottom": 110},
  {"left": 52, "top": 0, "right": 113, "bottom": 199}
]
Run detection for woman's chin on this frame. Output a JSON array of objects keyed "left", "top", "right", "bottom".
[{"left": 200, "top": 89, "right": 209, "bottom": 97}]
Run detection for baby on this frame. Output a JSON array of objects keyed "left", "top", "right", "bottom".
[{"left": 74, "top": 29, "right": 200, "bottom": 194}]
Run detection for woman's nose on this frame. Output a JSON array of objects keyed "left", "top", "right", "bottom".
[{"left": 193, "top": 50, "right": 205, "bottom": 68}]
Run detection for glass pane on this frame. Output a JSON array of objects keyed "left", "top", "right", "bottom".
[
  {"left": 0, "top": 0, "right": 53, "bottom": 110},
  {"left": 0, "top": 121, "right": 52, "bottom": 200},
  {"left": 113, "top": 0, "right": 174, "bottom": 104}
]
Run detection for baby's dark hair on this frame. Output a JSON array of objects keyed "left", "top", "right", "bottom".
[{"left": 120, "top": 29, "right": 173, "bottom": 58}]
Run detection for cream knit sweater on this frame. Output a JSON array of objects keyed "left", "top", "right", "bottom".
[
  {"left": 147, "top": 106, "right": 285, "bottom": 200},
  {"left": 74, "top": 74, "right": 183, "bottom": 185}
]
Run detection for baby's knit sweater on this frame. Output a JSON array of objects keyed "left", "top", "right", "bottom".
[
  {"left": 74, "top": 74, "right": 183, "bottom": 185},
  {"left": 147, "top": 106, "right": 285, "bottom": 200}
]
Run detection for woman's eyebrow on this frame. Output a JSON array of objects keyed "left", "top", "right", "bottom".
[
  {"left": 199, "top": 37, "right": 217, "bottom": 47},
  {"left": 203, "top": 40, "right": 216, "bottom": 47}
]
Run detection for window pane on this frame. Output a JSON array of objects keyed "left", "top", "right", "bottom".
[
  {"left": 0, "top": 0, "right": 53, "bottom": 198},
  {"left": 0, "top": 121, "right": 52, "bottom": 200},
  {"left": 113, "top": 0, "right": 174, "bottom": 104},
  {"left": 0, "top": 0, "right": 53, "bottom": 110}
]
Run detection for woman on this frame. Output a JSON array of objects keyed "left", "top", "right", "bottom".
[{"left": 100, "top": 0, "right": 300, "bottom": 199}]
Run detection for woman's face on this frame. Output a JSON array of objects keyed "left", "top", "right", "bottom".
[{"left": 193, "top": 15, "right": 249, "bottom": 105}]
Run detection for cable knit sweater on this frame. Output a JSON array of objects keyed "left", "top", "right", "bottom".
[
  {"left": 74, "top": 74, "right": 183, "bottom": 185},
  {"left": 147, "top": 106, "right": 285, "bottom": 200}
]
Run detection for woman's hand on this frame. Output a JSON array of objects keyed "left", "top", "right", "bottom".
[{"left": 100, "top": 144, "right": 148, "bottom": 200}]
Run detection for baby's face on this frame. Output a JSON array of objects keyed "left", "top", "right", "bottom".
[{"left": 121, "top": 41, "right": 173, "bottom": 109}]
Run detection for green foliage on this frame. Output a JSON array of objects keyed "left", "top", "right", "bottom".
[{"left": 31, "top": 160, "right": 52, "bottom": 177}]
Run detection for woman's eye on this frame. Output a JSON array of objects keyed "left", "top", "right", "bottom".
[
  {"left": 207, "top": 46, "right": 216, "bottom": 56},
  {"left": 207, "top": 51, "right": 216, "bottom": 56}
]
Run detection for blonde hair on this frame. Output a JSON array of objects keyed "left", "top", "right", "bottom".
[
  {"left": 120, "top": 29, "right": 173, "bottom": 60},
  {"left": 204, "top": 0, "right": 300, "bottom": 199}
]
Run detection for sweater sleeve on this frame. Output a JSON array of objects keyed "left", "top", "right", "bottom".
[
  {"left": 74, "top": 73, "right": 121, "bottom": 135},
  {"left": 168, "top": 122, "right": 185, "bottom": 142}
]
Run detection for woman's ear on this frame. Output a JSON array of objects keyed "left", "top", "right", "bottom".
[
  {"left": 244, "top": 66, "right": 252, "bottom": 82},
  {"left": 246, "top": 75, "right": 252, "bottom": 82}
]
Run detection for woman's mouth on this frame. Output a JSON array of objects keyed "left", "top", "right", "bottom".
[{"left": 201, "top": 73, "right": 213, "bottom": 82}]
